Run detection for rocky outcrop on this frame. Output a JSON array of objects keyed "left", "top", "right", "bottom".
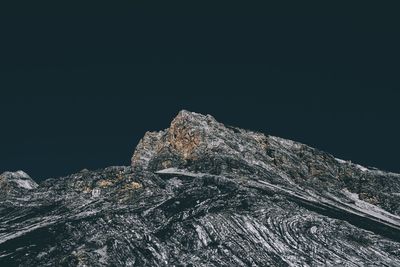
[
  {"left": 1, "top": 110, "right": 400, "bottom": 266},
  {"left": 132, "top": 110, "right": 400, "bottom": 217},
  {"left": 132, "top": 110, "right": 272, "bottom": 175},
  {"left": 0, "top": 171, "right": 38, "bottom": 196}
]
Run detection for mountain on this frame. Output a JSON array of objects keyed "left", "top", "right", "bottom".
[
  {"left": 0, "top": 171, "right": 38, "bottom": 194},
  {"left": 1, "top": 110, "right": 400, "bottom": 266}
]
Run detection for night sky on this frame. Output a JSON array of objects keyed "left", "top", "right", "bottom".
[{"left": 1, "top": 3, "right": 399, "bottom": 181}]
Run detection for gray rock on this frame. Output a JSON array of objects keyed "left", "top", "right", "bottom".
[
  {"left": 1, "top": 110, "right": 400, "bottom": 266},
  {"left": 0, "top": 170, "right": 38, "bottom": 195}
]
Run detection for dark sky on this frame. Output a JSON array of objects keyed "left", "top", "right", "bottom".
[{"left": 1, "top": 3, "right": 400, "bottom": 181}]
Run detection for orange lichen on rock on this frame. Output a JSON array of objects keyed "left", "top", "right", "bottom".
[
  {"left": 167, "top": 113, "right": 202, "bottom": 159},
  {"left": 98, "top": 180, "right": 113, "bottom": 188},
  {"left": 253, "top": 133, "right": 268, "bottom": 150},
  {"left": 131, "top": 111, "right": 211, "bottom": 168},
  {"left": 125, "top": 181, "right": 142, "bottom": 190},
  {"left": 83, "top": 187, "right": 92, "bottom": 193}
]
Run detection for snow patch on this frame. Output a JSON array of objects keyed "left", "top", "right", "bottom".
[
  {"left": 14, "top": 179, "right": 37, "bottom": 190},
  {"left": 335, "top": 158, "right": 347, "bottom": 164},
  {"left": 156, "top": 168, "right": 203, "bottom": 178},
  {"left": 355, "top": 164, "right": 369, "bottom": 172}
]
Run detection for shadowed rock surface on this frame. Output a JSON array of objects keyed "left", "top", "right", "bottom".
[{"left": 1, "top": 110, "right": 400, "bottom": 266}]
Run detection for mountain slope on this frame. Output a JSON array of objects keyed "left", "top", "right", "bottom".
[{"left": 1, "top": 110, "right": 399, "bottom": 266}]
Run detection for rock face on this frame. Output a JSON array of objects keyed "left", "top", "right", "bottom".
[
  {"left": 0, "top": 171, "right": 38, "bottom": 195},
  {"left": 1, "top": 110, "right": 400, "bottom": 266}
]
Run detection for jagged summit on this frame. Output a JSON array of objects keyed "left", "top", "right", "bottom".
[
  {"left": 131, "top": 110, "right": 400, "bottom": 216},
  {"left": 132, "top": 110, "right": 269, "bottom": 172},
  {"left": 132, "top": 110, "right": 367, "bottom": 181},
  {"left": 1, "top": 110, "right": 400, "bottom": 266},
  {"left": 132, "top": 110, "right": 219, "bottom": 168}
]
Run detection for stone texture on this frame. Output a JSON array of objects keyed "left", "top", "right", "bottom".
[
  {"left": 0, "top": 170, "right": 38, "bottom": 195},
  {"left": 1, "top": 110, "right": 400, "bottom": 266}
]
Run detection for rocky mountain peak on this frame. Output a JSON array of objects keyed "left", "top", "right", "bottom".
[
  {"left": 2, "top": 111, "right": 400, "bottom": 266},
  {"left": 132, "top": 110, "right": 269, "bottom": 173},
  {"left": 131, "top": 110, "right": 214, "bottom": 169},
  {"left": 0, "top": 170, "right": 38, "bottom": 194},
  {"left": 165, "top": 110, "right": 209, "bottom": 159},
  {"left": 130, "top": 111, "right": 400, "bottom": 215}
]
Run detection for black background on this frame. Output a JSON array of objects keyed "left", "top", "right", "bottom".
[{"left": 1, "top": 3, "right": 399, "bottom": 181}]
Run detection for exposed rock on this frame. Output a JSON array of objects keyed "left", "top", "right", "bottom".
[
  {"left": 0, "top": 171, "right": 38, "bottom": 196},
  {"left": 1, "top": 110, "right": 400, "bottom": 266}
]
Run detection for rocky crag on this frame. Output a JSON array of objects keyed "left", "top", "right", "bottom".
[{"left": 1, "top": 110, "right": 400, "bottom": 266}]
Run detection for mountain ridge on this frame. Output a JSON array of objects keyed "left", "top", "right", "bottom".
[{"left": 1, "top": 110, "right": 399, "bottom": 266}]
